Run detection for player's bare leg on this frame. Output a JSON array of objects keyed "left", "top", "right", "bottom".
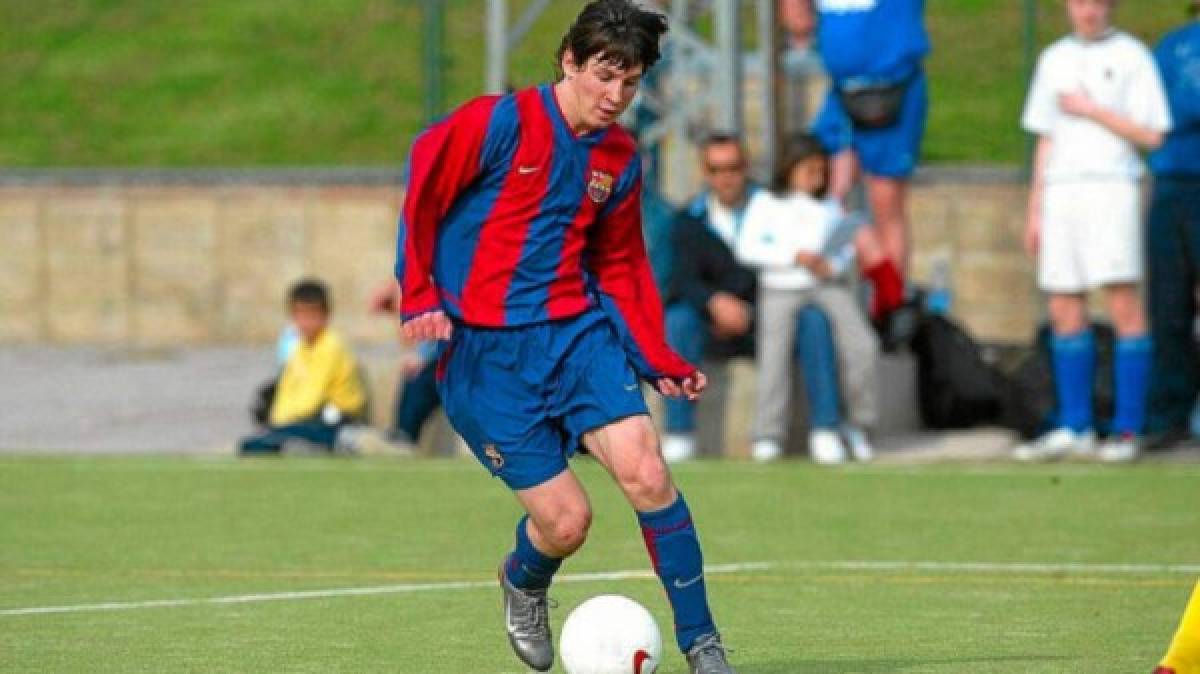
[
  {"left": 865, "top": 174, "right": 911, "bottom": 275},
  {"left": 498, "top": 470, "right": 592, "bottom": 672},
  {"left": 583, "top": 415, "right": 734, "bottom": 673}
]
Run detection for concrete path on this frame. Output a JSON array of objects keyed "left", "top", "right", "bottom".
[{"left": 1, "top": 346, "right": 1196, "bottom": 464}]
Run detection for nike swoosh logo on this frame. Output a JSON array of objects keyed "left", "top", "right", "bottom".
[
  {"left": 517, "top": 166, "right": 539, "bottom": 174},
  {"left": 673, "top": 574, "right": 703, "bottom": 589}
]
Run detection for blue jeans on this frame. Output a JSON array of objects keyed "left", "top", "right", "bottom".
[
  {"left": 663, "top": 302, "right": 840, "bottom": 433},
  {"left": 663, "top": 303, "right": 709, "bottom": 434},
  {"left": 393, "top": 359, "right": 441, "bottom": 443},
  {"left": 1146, "top": 178, "right": 1200, "bottom": 434},
  {"left": 239, "top": 417, "right": 342, "bottom": 454},
  {"left": 795, "top": 306, "right": 842, "bottom": 430}
]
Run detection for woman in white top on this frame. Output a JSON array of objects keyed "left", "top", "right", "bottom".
[{"left": 736, "top": 136, "right": 882, "bottom": 464}]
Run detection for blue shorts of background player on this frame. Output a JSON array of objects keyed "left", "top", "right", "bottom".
[
  {"left": 437, "top": 308, "right": 648, "bottom": 490},
  {"left": 810, "top": 69, "right": 929, "bottom": 179}
]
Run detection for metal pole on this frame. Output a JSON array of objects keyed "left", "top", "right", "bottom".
[
  {"left": 421, "top": 0, "right": 445, "bottom": 124},
  {"left": 486, "top": 0, "right": 509, "bottom": 94},
  {"left": 757, "top": 0, "right": 778, "bottom": 179},
  {"left": 713, "top": 0, "right": 742, "bottom": 134}
]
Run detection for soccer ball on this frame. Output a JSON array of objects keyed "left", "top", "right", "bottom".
[{"left": 559, "top": 595, "right": 663, "bottom": 674}]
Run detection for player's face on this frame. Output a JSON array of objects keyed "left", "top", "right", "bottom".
[
  {"left": 290, "top": 301, "right": 328, "bottom": 343},
  {"left": 702, "top": 142, "right": 748, "bottom": 209},
  {"left": 788, "top": 156, "right": 827, "bottom": 198},
  {"left": 560, "top": 52, "right": 644, "bottom": 132},
  {"left": 1065, "top": 0, "right": 1113, "bottom": 39}
]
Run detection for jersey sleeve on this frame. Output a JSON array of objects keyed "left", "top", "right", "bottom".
[
  {"left": 1128, "top": 47, "right": 1173, "bottom": 133},
  {"left": 1021, "top": 50, "right": 1057, "bottom": 135},
  {"left": 395, "top": 95, "right": 502, "bottom": 320},
  {"left": 587, "top": 160, "right": 696, "bottom": 383}
]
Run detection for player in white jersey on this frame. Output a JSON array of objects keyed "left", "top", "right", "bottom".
[{"left": 1017, "top": 0, "right": 1172, "bottom": 463}]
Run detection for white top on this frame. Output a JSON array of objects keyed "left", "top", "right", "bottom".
[
  {"left": 1021, "top": 30, "right": 1172, "bottom": 182},
  {"left": 705, "top": 194, "right": 742, "bottom": 248},
  {"left": 736, "top": 191, "right": 853, "bottom": 290}
]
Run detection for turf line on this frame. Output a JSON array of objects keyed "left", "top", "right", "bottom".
[
  {"left": 0, "top": 562, "right": 771, "bottom": 618},
  {"left": 783, "top": 560, "right": 1200, "bottom": 575}
]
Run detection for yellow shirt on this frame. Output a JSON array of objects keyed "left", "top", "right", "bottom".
[{"left": 269, "top": 329, "right": 366, "bottom": 426}]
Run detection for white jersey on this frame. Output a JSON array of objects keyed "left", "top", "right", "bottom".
[
  {"left": 736, "top": 191, "right": 847, "bottom": 291},
  {"left": 1021, "top": 30, "right": 1172, "bottom": 182}
]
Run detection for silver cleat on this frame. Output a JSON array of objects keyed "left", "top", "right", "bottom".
[{"left": 498, "top": 566, "right": 554, "bottom": 672}]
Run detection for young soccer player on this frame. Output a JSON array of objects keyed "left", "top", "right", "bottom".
[
  {"left": 1016, "top": 0, "right": 1171, "bottom": 463},
  {"left": 1156, "top": 579, "right": 1200, "bottom": 674},
  {"left": 240, "top": 279, "right": 366, "bottom": 454},
  {"left": 394, "top": 2, "right": 732, "bottom": 672}
]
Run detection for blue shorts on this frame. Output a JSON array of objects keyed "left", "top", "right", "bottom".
[
  {"left": 437, "top": 309, "right": 649, "bottom": 490},
  {"left": 810, "top": 69, "right": 928, "bottom": 179}
]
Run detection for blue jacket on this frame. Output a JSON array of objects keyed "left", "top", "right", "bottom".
[{"left": 1151, "top": 21, "right": 1200, "bottom": 178}]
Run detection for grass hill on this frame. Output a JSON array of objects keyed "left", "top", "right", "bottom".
[{"left": 0, "top": 0, "right": 1185, "bottom": 167}]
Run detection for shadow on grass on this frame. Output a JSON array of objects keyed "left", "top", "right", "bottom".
[{"left": 736, "top": 654, "right": 1073, "bottom": 673}]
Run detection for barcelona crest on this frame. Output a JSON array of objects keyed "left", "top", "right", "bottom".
[{"left": 587, "top": 170, "right": 614, "bottom": 204}]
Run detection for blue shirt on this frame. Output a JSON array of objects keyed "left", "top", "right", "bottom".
[
  {"left": 816, "top": 0, "right": 930, "bottom": 84},
  {"left": 1150, "top": 21, "right": 1200, "bottom": 178}
]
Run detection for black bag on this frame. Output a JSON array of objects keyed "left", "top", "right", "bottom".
[
  {"left": 251, "top": 376, "right": 278, "bottom": 425},
  {"left": 911, "top": 314, "right": 1003, "bottom": 429},
  {"left": 995, "top": 322, "right": 1116, "bottom": 439},
  {"left": 839, "top": 80, "right": 909, "bottom": 129}
]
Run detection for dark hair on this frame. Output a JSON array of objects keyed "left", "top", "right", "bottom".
[
  {"left": 557, "top": 0, "right": 669, "bottom": 77},
  {"left": 773, "top": 134, "right": 830, "bottom": 197},
  {"left": 700, "top": 130, "right": 744, "bottom": 152},
  {"left": 288, "top": 278, "right": 330, "bottom": 313}
]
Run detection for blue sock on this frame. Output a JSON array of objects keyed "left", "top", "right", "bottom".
[
  {"left": 1112, "top": 335, "right": 1152, "bottom": 436},
  {"left": 503, "top": 515, "right": 561, "bottom": 590},
  {"left": 637, "top": 493, "right": 715, "bottom": 653},
  {"left": 1052, "top": 329, "right": 1096, "bottom": 433}
]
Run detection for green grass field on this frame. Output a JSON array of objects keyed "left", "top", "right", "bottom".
[
  {"left": 2, "top": 455, "right": 1197, "bottom": 672},
  {"left": 0, "top": 0, "right": 1184, "bottom": 167}
]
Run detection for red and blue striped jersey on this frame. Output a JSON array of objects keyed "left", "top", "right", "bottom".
[{"left": 395, "top": 85, "right": 694, "bottom": 382}]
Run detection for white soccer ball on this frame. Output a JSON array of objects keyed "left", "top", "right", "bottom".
[{"left": 559, "top": 594, "right": 663, "bottom": 674}]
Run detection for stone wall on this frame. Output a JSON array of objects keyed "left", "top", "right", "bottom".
[{"left": 0, "top": 166, "right": 1041, "bottom": 346}]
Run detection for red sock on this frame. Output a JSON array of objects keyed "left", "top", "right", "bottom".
[{"left": 864, "top": 258, "right": 904, "bottom": 320}]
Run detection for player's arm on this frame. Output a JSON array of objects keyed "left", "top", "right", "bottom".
[
  {"left": 588, "top": 164, "right": 705, "bottom": 400},
  {"left": 1060, "top": 92, "right": 1165, "bottom": 150},
  {"left": 396, "top": 96, "right": 500, "bottom": 340}
]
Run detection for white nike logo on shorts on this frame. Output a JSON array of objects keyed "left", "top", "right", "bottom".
[{"left": 673, "top": 574, "right": 703, "bottom": 589}]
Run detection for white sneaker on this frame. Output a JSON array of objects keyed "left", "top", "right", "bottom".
[
  {"left": 809, "top": 429, "right": 847, "bottom": 465},
  {"left": 1013, "top": 428, "right": 1096, "bottom": 462},
  {"left": 1098, "top": 434, "right": 1139, "bottom": 463},
  {"left": 841, "top": 424, "right": 874, "bottom": 462},
  {"left": 661, "top": 433, "right": 697, "bottom": 463},
  {"left": 751, "top": 438, "right": 784, "bottom": 462}
]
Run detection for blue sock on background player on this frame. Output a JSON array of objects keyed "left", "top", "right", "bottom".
[
  {"left": 638, "top": 492, "right": 715, "bottom": 653},
  {"left": 504, "top": 515, "right": 562, "bottom": 590},
  {"left": 1112, "top": 335, "right": 1152, "bottom": 436},
  {"left": 1052, "top": 329, "right": 1096, "bottom": 432}
]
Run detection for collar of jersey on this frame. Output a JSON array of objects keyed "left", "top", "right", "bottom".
[{"left": 540, "top": 84, "right": 611, "bottom": 147}]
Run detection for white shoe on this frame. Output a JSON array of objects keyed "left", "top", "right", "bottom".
[
  {"left": 1098, "top": 434, "right": 1139, "bottom": 463},
  {"left": 841, "top": 424, "right": 874, "bottom": 462},
  {"left": 1013, "top": 428, "right": 1096, "bottom": 462},
  {"left": 809, "top": 429, "right": 847, "bottom": 465},
  {"left": 661, "top": 433, "right": 697, "bottom": 463},
  {"left": 751, "top": 438, "right": 784, "bottom": 462}
]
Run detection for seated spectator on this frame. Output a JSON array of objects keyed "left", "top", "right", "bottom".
[
  {"left": 736, "top": 136, "right": 881, "bottom": 463},
  {"left": 367, "top": 279, "right": 442, "bottom": 448},
  {"left": 240, "top": 278, "right": 366, "bottom": 455},
  {"left": 661, "top": 131, "right": 836, "bottom": 461}
]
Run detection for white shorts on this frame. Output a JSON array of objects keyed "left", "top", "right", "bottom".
[{"left": 1038, "top": 180, "right": 1143, "bottom": 293}]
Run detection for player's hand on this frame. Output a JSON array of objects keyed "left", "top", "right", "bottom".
[
  {"left": 655, "top": 371, "right": 707, "bottom": 401},
  {"left": 400, "top": 352, "right": 428, "bottom": 379},
  {"left": 1058, "top": 90, "right": 1097, "bottom": 119},
  {"left": 795, "top": 251, "right": 833, "bottom": 279},
  {"left": 401, "top": 310, "right": 453, "bottom": 342}
]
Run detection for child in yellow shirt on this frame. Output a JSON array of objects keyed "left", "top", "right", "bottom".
[{"left": 240, "top": 279, "right": 365, "bottom": 454}]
